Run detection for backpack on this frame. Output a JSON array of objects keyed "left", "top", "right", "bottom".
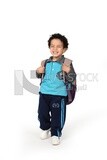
[{"left": 41, "top": 58, "right": 76, "bottom": 105}]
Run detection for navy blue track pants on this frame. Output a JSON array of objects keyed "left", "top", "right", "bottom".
[{"left": 38, "top": 92, "right": 67, "bottom": 137}]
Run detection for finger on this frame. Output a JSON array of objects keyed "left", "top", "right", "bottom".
[
  {"left": 62, "top": 64, "right": 65, "bottom": 67},
  {"left": 62, "top": 64, "right": 65, "bottom": 66}
]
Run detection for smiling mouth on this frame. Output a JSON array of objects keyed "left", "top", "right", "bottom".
[{"left": 53, "top": 52, "right": 58, "bottom": 55}]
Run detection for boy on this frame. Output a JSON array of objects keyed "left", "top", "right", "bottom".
[{"left": 36, "top": 33, "right": 76, "bottom": 145}]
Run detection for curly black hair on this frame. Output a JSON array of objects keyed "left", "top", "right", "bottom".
[{"left": 48, "top": 33, "right": 69, "bottom": 49}]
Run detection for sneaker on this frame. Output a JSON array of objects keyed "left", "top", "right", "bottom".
[
  {"left": 51, "top": 136, "right": 60, "bottom": 145},
  {"left": 40, "top": 129, "right": 50, "bottom": 140}
]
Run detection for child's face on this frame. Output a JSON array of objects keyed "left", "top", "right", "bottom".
[{"left": 49, "top": 39, "right": 66, "bottom": 58}]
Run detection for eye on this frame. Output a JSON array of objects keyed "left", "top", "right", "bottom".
[
  {"left": 50, "top": 45, "right": 54, "bottom": 48},
  {"left": 57, "top": 45, "right": 62, "bottom": 48}
]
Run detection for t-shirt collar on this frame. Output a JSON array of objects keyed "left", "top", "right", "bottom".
[{"left": 47, "top": 55, "right": 65, "bottom": 64}]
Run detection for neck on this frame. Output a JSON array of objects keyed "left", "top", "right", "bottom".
[{"left": 52, "top": 55, "right": 63, "bottom": 61}]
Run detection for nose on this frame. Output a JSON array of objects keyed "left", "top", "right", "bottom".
[{"left": 53, "top": 47, "right": 57, "bottom": 52}]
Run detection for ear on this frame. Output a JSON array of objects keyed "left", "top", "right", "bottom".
[{"left": 63, "top": 48, "right": 67, "bottom": 53}]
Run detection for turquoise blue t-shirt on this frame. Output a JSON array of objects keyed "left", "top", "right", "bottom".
[{"left": 40, "top": 61, "right": 67, "bottom": 96}]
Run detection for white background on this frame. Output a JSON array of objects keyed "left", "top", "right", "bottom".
[{"left": 0, "top": 0, "right": 107, "bottom": 160}]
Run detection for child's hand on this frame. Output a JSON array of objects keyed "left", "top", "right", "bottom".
[
  {"left": 62, "top": 64, "right": 71, "bottom": 73},
  {"left": 36, "top": 66, "right": 45, "bottom": 74}
]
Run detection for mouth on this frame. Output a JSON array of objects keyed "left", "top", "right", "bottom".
[{"left": 53, "top": 52, "right": 59, "bottom": 55}]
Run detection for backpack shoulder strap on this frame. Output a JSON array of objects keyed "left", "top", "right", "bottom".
[
  {"left": 41, "top": 59, "right": 47, "bottom": 67},
  {"left": 63, "top": 58, "right": 72, "bottom": 82},
  {"left": 64, "top": 58, "right": 72, "bottom": 66}
]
